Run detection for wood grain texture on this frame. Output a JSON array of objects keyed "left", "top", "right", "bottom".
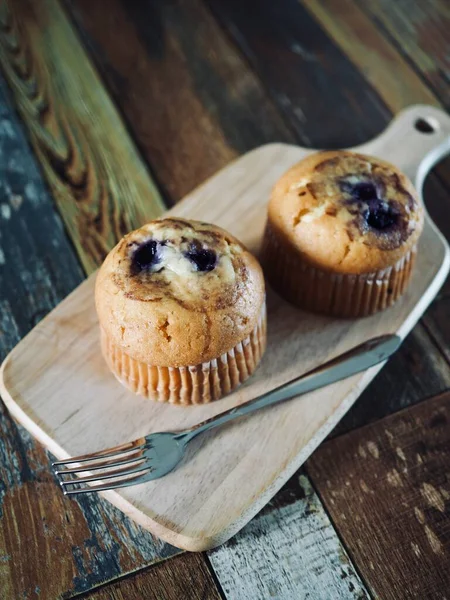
[
  {"left": 419, "top": 174, "right": 450, "bottom": 366},
  {"left": 208, "top": 475, "right": 369, "bottom": 600},
  {"left": 2, "top": 109, "right": 450, "bottom": 552},
  {"left": 302, "top": 0, "right": 440, "bottom": 113},
  {"left": 66, "top": 0, "right": 293, "bottom": 202},
  {"left": 0, "top": 76, "right": 177, "bottom": 600},
  {"left": 0, "top": 0, "right": 165, "bottom": 274},
  {"left": 424, "top": 296, "right": 450, "bottom": 366},
  {"left": 358, "top": 0, "right": 450, "bottom": 198},
  {"left": 207, "top": 0, "right": 388, "bottom": 147},
  {"left": 81, "top": 554, "right": 222, "bottom": 600},
  {"left": 307, "top": 391, "right": 450, "bottom": 600},
  {"left": 358, "top": 0, "right": 450, "bottom": 110}
]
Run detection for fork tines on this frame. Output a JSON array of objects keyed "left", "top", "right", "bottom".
[{"left": 52, "top": 437, "right": 152, "bottom": 495}]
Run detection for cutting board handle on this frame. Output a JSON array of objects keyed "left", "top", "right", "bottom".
[{"left": 353, "top": 104, "right": 450, "bottom": 191}]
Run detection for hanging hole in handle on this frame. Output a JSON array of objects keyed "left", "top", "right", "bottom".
[{"left": 414, "top": 116, "right": 440, "bottom": 134}]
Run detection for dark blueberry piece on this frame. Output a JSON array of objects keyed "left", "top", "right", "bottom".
[
  {"left": 353, "top": 182, "right": 377, "bottom": 201},
  {"left": 131, "top": 240, "right": 160, "bottom": 273},
  {"left": 365, "top": 200, "right": 398, "bottom": 230},
  {"left": 185, "top": 246, "right": 217, "bottom": 272},
  {"left": 340, "top": 179, "right": 377, "bottom": 201}
]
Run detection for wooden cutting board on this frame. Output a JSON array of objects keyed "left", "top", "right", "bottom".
[{"left": 1, "top": 105, "right": 450, "bottom": 551}]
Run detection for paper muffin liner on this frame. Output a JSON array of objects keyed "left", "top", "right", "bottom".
[
  {"left": 262, "top": 222, "right": 416, "bottom": 318},
  {"left": 100, "top": 302, "right": 267, "bottom": 405}
]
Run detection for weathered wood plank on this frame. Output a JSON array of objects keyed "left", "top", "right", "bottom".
[
  {"left": 424, "top": 296, "right": 450, "bottom": 365},
  {"left": 80, "top": 554, "right": 222, "bottom": 600},
  {"left": 0, "top": 75, "right": 178, "bottom": 600},
  {"left": 350, "top": 0, "right": 450, "bottom": 198},
  {"left": 207, "top": 0, "right": 389, "bottom": 146},
  {"left": 344, "top": 0, "right": 450, "bottom": 199},
  {"left": 358, "top": 0, "right": 450, "bottom": 110},
  {"left": 208, "top": 474, "right": 369, "bottom": 600},
  {"left": 419, "top": 175, "right": 450, "bottom": 363},
  {"left": 66, "top": 0, "right": 293, "bottom": 202},
  {"left": 307, "top": 391, "right": 450, "bottom": 600},
  {"left": 301, "top": 0, "right": 439, "bottom": 113},
  {"left": 0, "top": 0, "right": 165, "bottom": 274}
]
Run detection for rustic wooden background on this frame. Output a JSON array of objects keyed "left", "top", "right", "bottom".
[{"left": 0, "top": 0, "right": 449, "bottom": 598}]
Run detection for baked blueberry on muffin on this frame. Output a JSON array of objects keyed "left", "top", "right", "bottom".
[
  {"left": 262, "top": 151, "right": 424, "bottom": 317},
  {"left": 95, "top": 218, "right": 266, "bottom": 404}
]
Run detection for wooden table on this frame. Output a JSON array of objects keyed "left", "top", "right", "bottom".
[{"left": 0, "top": 1, "right": 449, "bottom": 598}]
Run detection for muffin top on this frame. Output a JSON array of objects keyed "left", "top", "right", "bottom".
[
  {"left": 95, "top": 218, "right": 265, "bottom": 367},
  {"left": 268, "top": 151, "right": 424, "bottom": 274}
]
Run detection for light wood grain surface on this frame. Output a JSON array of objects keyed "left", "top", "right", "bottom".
[{"left": 1, "top": 107, "right": 449, "bottom": 551}]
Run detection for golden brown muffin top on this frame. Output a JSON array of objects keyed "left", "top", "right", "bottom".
[
  {"left": 268, "top": 151, "right": 424, "bottom": 274},
  {"left": 95, "top": 218, "right": 265, "bottom": 367}
]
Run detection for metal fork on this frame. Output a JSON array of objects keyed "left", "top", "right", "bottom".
[{"left": 53, "top": 334, "right": 401, "bottom": 495}]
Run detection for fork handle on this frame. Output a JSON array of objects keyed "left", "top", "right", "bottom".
[{"left": 181, "top": 334, "right": 401, "bottom": 442}]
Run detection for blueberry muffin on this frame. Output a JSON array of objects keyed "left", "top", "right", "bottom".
[
  {"left": 262, "top": 151, "right": 424, "bottom": 317},
  {"left": 95, "top": 218, "right": 266, "bottom": 404}
]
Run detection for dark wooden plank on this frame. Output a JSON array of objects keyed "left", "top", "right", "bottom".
[
  {"left": 80, "top": 554, "right": 222, "bottom": 600},
  {"left": 0, "top": 0, "right": 165, "bottom": 274},
  {"left": 358, "top": 0, "right": 450, "bottom": 111},
  {"left": 334, "top": 324, "right": 450, "bottom": 437},
  {"left": 207, "top": 0, "right": 389, "bottom": 146},
  {"left": 66, "top": 0, "right": 293, "bottom": 202},
  {"left": 302, "top": 0, "right": 440, "bottom": 112},
  {"left": 424, "top": 296, "right": 450, "bottom": 365},
  {"left": 351, "top": 0, "right": 450, "bottom": 196},
  {"left": 208, "top": 474, "right": 369, "bottom": 599},
  {"left": 307, "top": 391, "right": 450, "bottom": 600},
  {"left": 419, "top": 174, "right": 450, "bottom": 364},
  {"left": 0, "top": 76, "right": 178, "bottom": 599}
]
